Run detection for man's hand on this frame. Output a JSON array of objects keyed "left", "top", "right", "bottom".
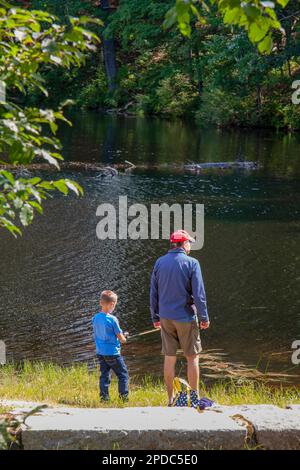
[
  {"left": 153, "top": 321, "right": 161, "bottom": 329},
  {"left": 200, "top": 320, "right": 210, "bottom": 330}
]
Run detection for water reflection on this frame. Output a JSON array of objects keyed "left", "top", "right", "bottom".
[{"left": 60, "top": 113, "right": 300, "bottom": 177}]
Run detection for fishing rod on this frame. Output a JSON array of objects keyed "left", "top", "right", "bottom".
[
  {"left": 125, "top": 322, "right": 209, "bottom": 341},
  {"left": 126, "top": 328, "right": 160, "bottom": 341}
]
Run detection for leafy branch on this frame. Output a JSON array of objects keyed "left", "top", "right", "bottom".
[
  {"left": 0, "top": 2, "right": 102, "bottom": 235},
  {"left": 164, "top": 0, "right": 290, "bottom": 54}
]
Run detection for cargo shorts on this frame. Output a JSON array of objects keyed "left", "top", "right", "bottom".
[{"left": 160, "top": 317, "right": 202, "bottom": 356}]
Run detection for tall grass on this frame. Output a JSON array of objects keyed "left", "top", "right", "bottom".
[{"left": 0, "top": 361, "right": 299, "bottom": 408}]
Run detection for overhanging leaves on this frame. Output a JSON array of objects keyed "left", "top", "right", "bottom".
[
  {"left": 164, "top": 0, "right": 290, "bottom": 54},
  {"left": 0, "top": 3, "right": 102, "bottom": 236}
]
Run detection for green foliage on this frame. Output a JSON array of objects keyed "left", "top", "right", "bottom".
[
  {"left": 0, "top": 404, "right": 15, "bottom": 450},
  {"left": 77, "top": 66, "right": 108, "bottom": 108},
  {"left": 0, "top": 174, "right": 84, "bottom": 234},
  {"left": 165, "top": 0, "right": 290, "bottom": 54},
  {"left": 156, "top": 73, "right": 198, "bottom": 116},
  {"left": 195, "top": 89, "right": 256, "bottom": 127},
  {"left": 0, "top": 3, "right": 101, "bottom": 235},
  {"left": 195, "top": 88, "right": 300, "bottom": 130},
  {"left": 282, "top": 103, "right": 300, "bottom": 130},
  {"left": 11, "top": 0, "right": 300, "bottom": 132},
  {"left": 0, "top": 418, "right": 9, "bottom": 450},
  {"left": 135, "top": 94, "right": 154, "bottom": 115},
  {"left": 94, "top": 0, "right": 299, "bottom": 130},
  {"left": 30, "top": 0, "right": 100, "bottom": 19}
]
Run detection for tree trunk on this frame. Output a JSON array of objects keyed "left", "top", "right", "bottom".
[
  {"left": 101, "top": 0, "right": 118, "bottom": 93},
  {"left": 194, "top": 43, "right": 203, "bottom": 97},
  {"left": 103, "top": 37, "right": 117, "bottom": 92},
  {"left": 256, "top": 85, "right": 262, "bottom": 113}
]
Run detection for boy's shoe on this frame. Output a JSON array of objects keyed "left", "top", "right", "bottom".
[
  {"left": 100, "top": 395, "right": 110, "bottom": 402},
  {"left": 119, "top": 394, "right": 129, "bottom": 402}
]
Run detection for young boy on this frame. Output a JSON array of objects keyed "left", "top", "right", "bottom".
[{"left": 92, "top": 290, "right": 129, "bottom": 401}]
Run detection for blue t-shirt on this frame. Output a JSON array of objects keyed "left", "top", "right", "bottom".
[{"left": 92, "top": 312, "right": 122, "bottom": 356}]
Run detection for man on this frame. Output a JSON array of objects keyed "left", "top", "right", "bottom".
[{"left": 150, "top": 229, "right": 210, "bottom": 405}]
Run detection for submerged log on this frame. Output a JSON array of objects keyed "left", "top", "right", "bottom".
[
  {"left": 184, "top": 161, "right": 259, "bottom": 172},
  {"left": 0, "top": 160, "right": 259, "bottom": 175},
  {"left": 0, "top": 161, "right": 126, "bottom": 175}
]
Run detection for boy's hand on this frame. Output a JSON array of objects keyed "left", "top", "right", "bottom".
[
  {"left": 200, "top": 321, "right": 210, "bottom": 330},
  {"left": 153, "top": 321, "right": 161, "bottom": 329},
  {"left": 117, "top": 333, "right": 127, "bottom": 344},
  {"left": 124, "top": 331, "right": 130, "bottom": 338}
]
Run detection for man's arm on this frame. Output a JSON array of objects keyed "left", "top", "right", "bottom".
[
  {"left": 191, "top": 260, "right": 209, "bottom": 325},
  {"left": 150, "top": 264, "right": 160, "bottom": 325}
]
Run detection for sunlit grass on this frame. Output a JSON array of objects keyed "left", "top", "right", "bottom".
[
  {"left": 208, "top": 380, "right": 300, "bottom": 408},
  {"left": 0, "top": 406, "right": 9, "bottom": 414},
  {"left": 0, "top": 361, "right": 299, "bottom": 408}
]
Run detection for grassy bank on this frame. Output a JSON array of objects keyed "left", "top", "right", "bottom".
[{"left": 0, "top": 362, "right": 300, "bottom": 409}]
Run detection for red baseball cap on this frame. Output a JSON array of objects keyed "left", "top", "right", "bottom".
[{"left": 170, "top": 230, "right": 195, "bottom": 243}]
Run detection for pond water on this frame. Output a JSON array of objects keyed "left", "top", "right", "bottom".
[{"left": 0, "top": 113, "right": 300, "bottom": 382}]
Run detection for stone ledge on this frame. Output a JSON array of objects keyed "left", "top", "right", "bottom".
[
  {"left": 2, "top": 401, "right": 300, "bottom": 450},
  {"left": 20, "top": 406, "right": 246, "bottom": 450}
]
